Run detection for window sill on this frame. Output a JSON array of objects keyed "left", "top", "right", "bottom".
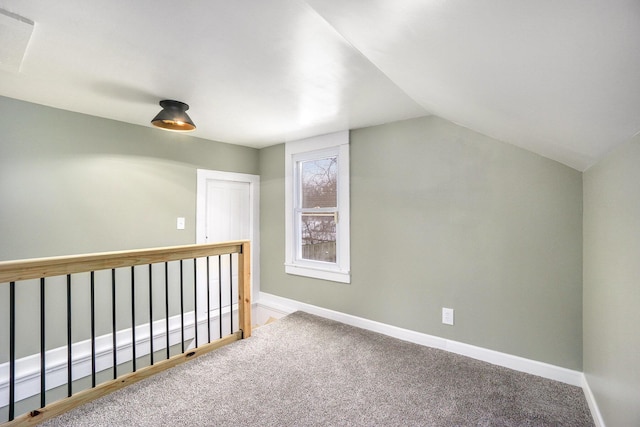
[{"left": 284, "top": 263, "right": 350, "bottom": 284}]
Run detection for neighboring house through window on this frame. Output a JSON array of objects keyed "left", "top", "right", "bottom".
[{"left": 285, "top": 131, "right": 350, "bottom": 283}]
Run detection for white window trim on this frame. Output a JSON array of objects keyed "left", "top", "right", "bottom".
[{"left": 285, "top": 131, "right": 350, "bottom": 283}]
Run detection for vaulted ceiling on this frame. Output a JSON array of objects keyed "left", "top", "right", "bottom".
[{"left": 1, "top": 0, "right": 639, "bottom": 170}]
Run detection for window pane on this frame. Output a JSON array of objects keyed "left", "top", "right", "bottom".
[
  {"left": 300, "top": 213, "right": 336, "bottom": 263},
  {"left": 301, "top": 157, "right": 337, "bottom": 208}
]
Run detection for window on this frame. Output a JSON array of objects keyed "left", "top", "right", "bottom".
[{"left": 285, "top": 131, "right": 350, "bottom": 283}]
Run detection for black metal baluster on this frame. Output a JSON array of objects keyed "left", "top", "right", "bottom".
[
  {"left": 206, "top": 256, "right": 211, "bottom": 344},
  {"left": 164, "top": 262, "right": 170, "bottom": 360},
  {"left": 9, "top": 281, "right": 15, "bottom": 421},
  {"left": 131, "top": 266, "right": 136, "bottom": 372},
  {"left": 180, "top": 260, "right": 185, "bottom": 354},
  {"left": 193, "top": 259, "right": 198, "bottom": 348},
  {"left": 218, "top": 256, "right": 222, "bottom": 339},
  {"left": 112, "top": 269, "right": 117, "bottom": 379},
  {"left": 149, "top": 264, "right": 154, "bottom": 365},
  {"left": 40, "top": 277, "right": 46, "bottom": 408},
  {"left": 229, "top": 254, "right": 233, "bottom": 334},
  {"left": 91, "top": 272, "right": 96, "bottom": 388},
  {"left": 2, "top": 250, "right": 250, "bottom": 424},
  {"left": 67, "top": 275, "right": 72, "bottom": 397}
]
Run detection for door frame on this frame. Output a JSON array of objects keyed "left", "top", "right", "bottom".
[{"left": 196, "top": 169, "right": 260, "bottom": 300}]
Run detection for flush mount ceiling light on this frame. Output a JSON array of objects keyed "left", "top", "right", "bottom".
[{"left": 151, "top": 100, "right": 196, "bottom": 132}]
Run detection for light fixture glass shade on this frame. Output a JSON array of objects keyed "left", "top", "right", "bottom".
[{"left": 151, "top": 100, "right": 196, "bottom": 131}]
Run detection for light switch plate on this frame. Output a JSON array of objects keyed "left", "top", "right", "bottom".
[{"left": 177, "top": 217, "right": 185, "bottom": 230}]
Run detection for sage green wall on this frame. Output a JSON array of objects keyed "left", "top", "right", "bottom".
[
  {"left": 0, "top": 95, "right": 259, "bottom": 261},
  {"left": 583, "top": 136, "right": 640, "bottom": 426},
  {"left": 260, "top": 116, "right": 583, "bottom": 370},
  {"left": 0, "top": 95, "right": 258, "bottom": 360}
]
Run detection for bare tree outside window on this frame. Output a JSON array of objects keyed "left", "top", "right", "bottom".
[{"left": 299, "top": 157, "right": 337, "bottom": 262}]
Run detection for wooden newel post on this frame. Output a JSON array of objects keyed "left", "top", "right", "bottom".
[{"left": 238, "top": 241, "right": 252, "bottom": 338}]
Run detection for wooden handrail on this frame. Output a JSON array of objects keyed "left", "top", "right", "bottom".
[
  {"left": 0, "top": 240, "right": 252, "bottom": 337},
  {"left": 1, "top": 240, "right": 252, "bottom": 426},
  {"left": 0, "top": 241, "right": 246, "bottom": 283}
]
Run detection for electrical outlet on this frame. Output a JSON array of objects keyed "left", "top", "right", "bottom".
[{"left": 442, "top": 307, "right": 454, "bottom": 325}]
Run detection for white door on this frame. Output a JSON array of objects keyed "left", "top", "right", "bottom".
[
  {"left": 195, "top": 170, "right": 259, "bottom": 341},
  {"left": 203, "top": 180, "right": 250, "bottom": 243}
]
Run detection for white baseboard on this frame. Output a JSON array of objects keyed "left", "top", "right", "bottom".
[
  {"left": 0, "top": 305, "right": 238, "bottom": 404},
  {"left": 582, "top": 375, "right": 606, "bottom": 427},
  {"left": 257, "top": 292, "right": 584, "bottom": 387},
  {"left": 258, "top": 293, "right": 606, "bottom": 425},
  {"left": 257, "top": 292, "right": 609, "bottom": 424},
  {"left": 3, "top": 293, "right": 605, "bottom": 426}
]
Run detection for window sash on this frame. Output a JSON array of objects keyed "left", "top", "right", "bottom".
[
  {"left": 295, "top": 209, "right": 338, "bottom": 264},
  {"left": 293, "top": 151, "right": 340, "bottom": 267}
]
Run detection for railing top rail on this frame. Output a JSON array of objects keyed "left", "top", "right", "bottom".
[{"left": 0, "top": 240, "right": 249, "bottom": 283}]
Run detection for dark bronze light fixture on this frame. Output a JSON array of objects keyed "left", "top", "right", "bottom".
[{"left": 151, "top": 100, "right": 196, "bottom": 132}]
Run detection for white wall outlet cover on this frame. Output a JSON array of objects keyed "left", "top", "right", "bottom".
[
  {"left": 442, "top": 307, "right": 454, "bottom": 325},
  {"left": 177, "top": 217, "right": 186, "bottom": 230}
]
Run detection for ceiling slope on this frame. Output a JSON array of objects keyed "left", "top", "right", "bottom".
[
  {"left": 304, "top": 0, "right": 640, "bottom": 170},
  {"left": 1, "top": 0, "right": 639, "bottom": 170}
]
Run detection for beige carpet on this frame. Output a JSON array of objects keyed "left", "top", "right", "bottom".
[{"left": 41, "top": 311, "right": 594, "bottom": 426}]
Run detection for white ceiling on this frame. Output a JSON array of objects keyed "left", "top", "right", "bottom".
[{"left": 1, "top": 0, "right": 639, "bottom": 171}]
